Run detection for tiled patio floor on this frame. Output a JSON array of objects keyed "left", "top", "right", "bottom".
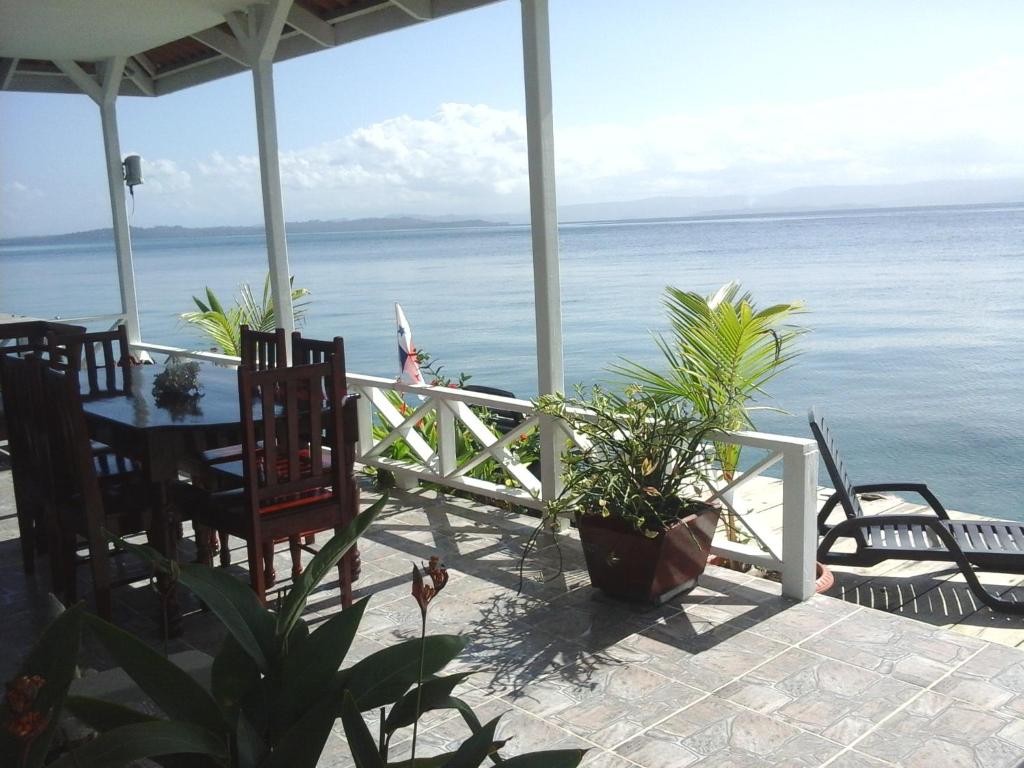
[{"left": 3, "top": 463, "right": 1024, "bottom": 767}]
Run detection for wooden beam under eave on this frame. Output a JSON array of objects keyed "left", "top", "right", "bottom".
[
  {"left": 391, "top": 0, "right": 432, "bottom": 20},
  {"left": 0, "top": 58, "right": 19, "bottom": 90},
  {"left": 287, "top": 4, "right": 334, "bottom": 47},
  {"left": 125, "top": 57, "right": 155, "bottom": 96},
  {"left": 190, "top": 28, "right": 249, "bottom": 67}
]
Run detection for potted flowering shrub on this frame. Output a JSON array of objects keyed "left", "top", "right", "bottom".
[{"left": 536, "top": 386, "right": 722, "bottom": 603}]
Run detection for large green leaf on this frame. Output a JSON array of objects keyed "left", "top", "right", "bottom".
[
  {"left": 276, "top": 596, "right": 370, "bottom": 728},
  {"left": 211, "top": 632, "right": 261, "bottom": 720},
  {"left": 498, "top": 750, "right": 588, "bottom": 767},
  {"left": 277, "top": 497, "right": 386, "bottom": 640},
  {"left": 0, "top": 603, "right": 82, "bottom": 768},
  {"left": 260, "top": 693, "right": 338, "bottom": 768},
  {"left": 49, "top": 721, "right": 228, "bottom": 768},
  {"left": 384, "top": 672, "right": 473, "bottom": 736},
  {"left": 339, "top": 692, "right": 385, "bottom": 768},
  {"left": 111, "top": 535, "right": 275, "bottom": 671},
  {"left": 177, "top": 562, "right": 276, "bottom": 671},
  {"left": 436, "top": 715, "right": 500, "bottom": 768},
  {"left": 64, "top": 695, "right": 155, "bottom": 731},
  {"left": 83, "top": 613, "right": 226, "bottom": 736},
  {"left": 342, "top": 635, "right": 466, "bottom": 712},
  {"left": 61, "top": 698, "right": 216, "bottom": 768},
  {"left": 235, "top": 709, "right": 268, "bottom": 768}
]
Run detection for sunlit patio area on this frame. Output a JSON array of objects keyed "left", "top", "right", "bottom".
[{"left": 4, "top": 462, "right": 1024, "bottom": 768}]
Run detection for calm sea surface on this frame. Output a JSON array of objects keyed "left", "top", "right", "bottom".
[{"left": 2, "top": 204, "right": 1023, "bottom": 520}]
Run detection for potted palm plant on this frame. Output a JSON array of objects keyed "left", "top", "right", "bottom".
[
  {"left": 613, "top": 282, "right": 805, "bottom": 552},
  {"left": 536, "top": 385, "right": 723, "bottom": 604}
]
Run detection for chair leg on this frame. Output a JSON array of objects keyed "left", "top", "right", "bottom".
[
  {"left": 262, "top": 541, "right": 276, "bottom": 588},
  {"left": 289, "top": 536, "right": 303, "bottom": 581},
  {"left": 247, "top": 538, "right": 267, "bottom": 605},
  {"left": 218, "top": 530, "right": 231, "bottom": 567},
  {"left": 195, "top": 524, "right": 213, "bottom": 567},
  {"left": 87, "top": 536, "right": 113, "bottom": 620},
  {"left": 336, "top": 526, "right": 352, "bottom": 609},
  {"left": 13, "top": 487, "right": 36, "bottom": 575}
]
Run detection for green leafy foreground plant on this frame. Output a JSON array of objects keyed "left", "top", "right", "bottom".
[
  {"left": 536, "top": 385, "right": 721, "bottom": 537},
  {"left": 612, "top": 282, "right": 805, "bottom": 543},
  {"left": 180, "top": 273, "right": 311, "bottom": 357},
  {"left": 1, "top": 496, "right": 585, "bottom": 768}
]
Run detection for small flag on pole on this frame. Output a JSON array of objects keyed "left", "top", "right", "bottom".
[{"left": 395, "top": 302, "right": 424, "bottom": 385}]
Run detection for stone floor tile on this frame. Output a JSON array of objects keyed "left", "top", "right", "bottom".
[
  {"left": 622, "top": 613, "right": 791, "bottom": 692},
  {"left": 719, "top": 647, "right": 921, "bottom": 745},
  {"left": 580, "top": 750, "right": 640, "bottom": 767},
  {"left": 740, "top": 593, "right": 861, "bottom": 645},
  {"left": 614, "top": 696, "right": 842, "bottom": 767},
  {"left": 418, "top": 698, "right": 592, "bottom": 759},
  {"left": 854, "top": 690, "right": 1024, "bottom": 766},
  {"left": 825, "top": 749, "right": 894, "bottom": 767},
  {"left": 801, "top": 605, "right": 983, "bottom": 687},
  {"left": 931, "top": 642, "right": 1024, "bottom": 710},
  {"left": 502, "top": 662, "right": 705, "bottom": 749}
]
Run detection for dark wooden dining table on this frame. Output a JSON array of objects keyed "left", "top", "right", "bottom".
[{"left": 82, "top": 362, "right": 243, "bottom": 635}]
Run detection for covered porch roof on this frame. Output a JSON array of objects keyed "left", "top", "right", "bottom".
[{"left": 0, "top": 0, "right": 500, "bottom": 96}]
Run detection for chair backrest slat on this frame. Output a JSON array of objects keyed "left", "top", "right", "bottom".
[
  {"left": 808, "top": 407, "right": 865, "bottom": 520},
  {"left": 0, "top": 355, "right": 52, "bottom": 491},
  {"left": 41, "top": 364, "right": 104, "bottom": 515},
  {"left": 241, "top": 325, "right": 287, "bottom": 371},
  {"left": 47, "top": 326, "right": 133, "bottom": 400}
]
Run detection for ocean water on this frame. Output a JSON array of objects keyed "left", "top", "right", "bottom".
[{"left": 2, "top": 204, "right": 1023, "bottom": 520}]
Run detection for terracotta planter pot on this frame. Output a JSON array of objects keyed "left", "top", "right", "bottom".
[
  {"left": 577, "top": 501, "right": 721, "bottom": 604},
  {"left": 815, "top": 561, "right": 835, "bottom": 593}
]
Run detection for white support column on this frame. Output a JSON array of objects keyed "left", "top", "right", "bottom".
[
  {"left": 57, "top": 57, "right": 141, "bottom": 343},
  {"left": 781, "top": 441, "right": 820, "bottom": 600},
  {"left": 251, "top": 58, "right": 294, "bottom": 342},
  {"left": 521, "top": 0, "right": 564, "bottom": 502},
  {"left": 231, "top": 0, "right": 295, "bottom": 347}
]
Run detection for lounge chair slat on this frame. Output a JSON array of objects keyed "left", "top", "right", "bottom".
[{"left": 1009, "top": 525, "right": 1024, "bottom": 552}]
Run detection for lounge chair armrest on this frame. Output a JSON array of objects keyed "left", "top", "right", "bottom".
[
  {"left": 851, "top": 483, "right": 950, "bottom": 519},
  {"left": 816, "top": 491, "right": 846, "bottom": 534}
]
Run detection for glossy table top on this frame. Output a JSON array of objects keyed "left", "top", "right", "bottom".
[{"left": 81, "top": 363, "right": 242, "bottom": 431}]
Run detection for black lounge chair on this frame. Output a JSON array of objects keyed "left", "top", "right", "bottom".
[{"left": 810, "top": 407, "right": 1024, "bottom": 613}]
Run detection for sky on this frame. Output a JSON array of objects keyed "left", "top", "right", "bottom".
[{"left": 2, "top": 0, "right": 1024, "bottom": 237}]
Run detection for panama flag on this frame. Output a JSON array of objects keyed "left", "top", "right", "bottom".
[{"left": 395, "top": 302, "right": 424, "bottom": 385}]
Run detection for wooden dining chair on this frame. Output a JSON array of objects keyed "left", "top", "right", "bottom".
[
  {"left": 0, "top": 355, "right": 56, "bottom": 575},
  {"left": 290, "top": 332, "right": 361, "bottom": 580},
  {"left": 195, "top": 324, "right": 287, "bottom": 570},
  {"left": 240, "top": 325, "right": 287, "bottom": 371},
  {"left": 40, "top": 363, "right": 153, "bottom": 619},
  {"left": 47, "top": 325, "right": 135, "bottom": 400},
  {"left": 193, "top": 357, "right": 359, "bottom": 606}
]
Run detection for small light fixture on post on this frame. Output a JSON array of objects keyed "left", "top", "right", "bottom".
[{"left": 122, "top": 154, "right": 143, "bottom": 199}]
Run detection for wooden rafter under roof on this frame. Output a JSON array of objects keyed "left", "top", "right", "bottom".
[{"left": 0, "top": 0, "right": 498, "bottom": 97}]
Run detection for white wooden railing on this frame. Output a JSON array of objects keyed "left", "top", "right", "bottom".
[{"left": 127, "top": 340, "right": 821, "bottom": 601}]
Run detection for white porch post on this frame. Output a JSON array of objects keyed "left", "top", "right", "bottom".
[
  {"left": 521, "top": 0, "right": 565, "bottom": 502},
  {"left": 781, "top": 441, "right": 820, "bottom": 600},
  {"left": 230, "top": 1, "right": 295, "bottom": 345},
  {"left": 56, "top": 57, "right": 142, "bottom": 343}
]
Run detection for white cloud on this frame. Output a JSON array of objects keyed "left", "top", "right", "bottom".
[
  {"left": 119, "top": 57, "right": 1024, "bottom": 227},
  {"left": 556, "top": 58, "right": 1024, "bottom": 202}
]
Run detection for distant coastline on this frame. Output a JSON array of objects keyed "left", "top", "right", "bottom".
[
  {"left": 5, "top": 200, "right": 1023, "bottom": 248},
  {"left": 0, "top": 216, "right": 507, "bottom": 247}
]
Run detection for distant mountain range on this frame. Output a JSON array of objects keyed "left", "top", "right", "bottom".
[
  {"left": 552, "top": 177, "right": 1024, "bottom": 224},
  {"left": 4, "top": 178, "right": 1022, "bottom": 244},
  {"left": 0, "top": 216, "right": 505, "bottom": 246}
]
